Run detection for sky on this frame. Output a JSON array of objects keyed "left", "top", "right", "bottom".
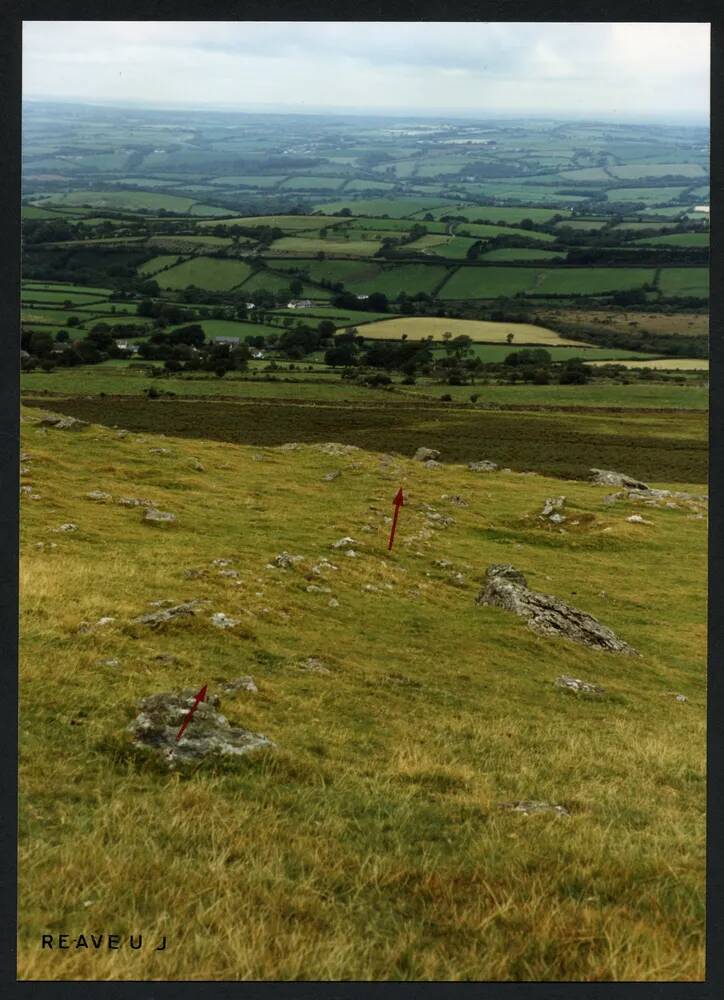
[{"left": 22, "top": 21, "right": 710, "bottom": 121}]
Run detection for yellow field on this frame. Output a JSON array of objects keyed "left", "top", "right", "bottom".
[
  {"left": 587, "top": 358, "right": 709, "bottom": 371},
  {"left": 345, "top": 316, "right": 588, "bottom": 345}
]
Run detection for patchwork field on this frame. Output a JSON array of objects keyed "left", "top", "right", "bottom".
[{"left": 346, "top": 316, "right": 587, "bottom": 345}]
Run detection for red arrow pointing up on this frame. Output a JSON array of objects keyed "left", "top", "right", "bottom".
[
  {"left": 176, "top": 684, "right": 207, "bottom": 742},
  {"left": 388, "top": 487, "right": 405, "bottom": 551}
]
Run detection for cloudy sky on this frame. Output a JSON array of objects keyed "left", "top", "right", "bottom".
[{"left": 23, "top": 21, "right": 709, "bottom": 120}]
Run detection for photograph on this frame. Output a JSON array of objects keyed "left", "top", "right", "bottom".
[{"left": 17, "top": 19, "right": 709, "bottom": 981}]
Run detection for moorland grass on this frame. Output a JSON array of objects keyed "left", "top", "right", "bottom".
[{"left": 18, "top": 410, "right": 706, "bottom": 980}]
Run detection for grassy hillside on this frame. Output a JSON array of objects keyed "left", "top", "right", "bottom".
[{"left": 19, "top": 408, "right": 705, "bottom": 981}]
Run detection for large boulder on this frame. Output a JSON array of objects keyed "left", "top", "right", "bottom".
[
  {"left": 476, "top": 564, "right": 637, "bottom": 654},
  {"left": 590, "top": 469, "right": 649, "bottom": 490},
  {"left": 128, "top": 688, "right": 273, "bottom": 767},
  {"left": 468, "top": 460, "right": 498, "bottom": 472},
  {"left": 413, "top": 447, "right": 441, "bottom": 463}
]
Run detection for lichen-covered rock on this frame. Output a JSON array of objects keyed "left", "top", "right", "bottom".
[
  {"left": 37, "top": 414, "right": 88, "bottom": 431},
  {"left": 590, "top": 468, "right": 649, "bottom": 490},
  {"left": 476, "top": 564, "right": 637, "bottom": 654},
  {"left": 86, "top": 490, "right": 112, "bottom": 503},
  {"left": 270, "top": 551, "right": 304, "bottom": 569},
  {"left": 315, "top": 442, "right": 360, "bottom": 457},
  {"left": 539, "top": 496, "right": 566, "bottom": 523},
  {"left": 117, "top": 496, "right": 154, "bottom": 508},
  {"left": 413, "top": 447, "right": 441, "bottom": 462},
  {"left": 220, "top": 676, "right": 258, "bottom": 694},
  {"left": 128, "top": 688, "right": 273, "bottom": 767},
  {"left": 322, "top": 470, "right": 341, "bottom": 481},
  {"left": 143, "top": 508, "right": 176, "bottom": 524},
  {"left": 55, "top": 523, "right": 79, "bottom": 533},
  {"left": 210, "top": 612, "right": 240, "bottom": 630},
  {"left": 333, "top": 536, "right": 357, "bottom": 549},
  {"left": 133, "top": 600, "right": 205, "bottom": 628},
  {"left": 299, "top": 656, "right": 331, "bottom": 674},
  {"left": 468, "top": 460, "right": 497, "bottom": 472},
  {"left": 555, "top": 675, "right": 606, "bottom": 696}
]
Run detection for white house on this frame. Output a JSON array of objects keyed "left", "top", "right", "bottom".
[{"left": 286, "top": 299, "right": 312, "bottom": 310}]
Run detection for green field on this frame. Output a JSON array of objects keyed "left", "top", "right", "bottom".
[
  {"left": 268, "top": 307, "right": 392, "bottom": 327},
  {"left": 481, "top": 248, "right": 565, "bottom": 262},
  {"left": 658, "top": 269, "right": 709, "bottom": 298},
  {"left": 268, "top": 236, "right": 383, "bottom": 256},
  {"left": 33, "top": 191, "right": 229, "bottom": 215},
  {"left": 239, "top": 271, "right": 330, "bottom": 300},
  {"left": 21, "top": 289, "right": 107, "bottom": 305},
  {"left": 438, "top": 267, "right": 540, "bottom": 299},
  {"left": 456, "top": 223, "right": 556, "bottom": 243},
  {"left": 555, "top": 220, "right": 610, "bottom": 232},
  {"left": 156, "top": 257, "right": 254, "bottom": 292},
  {"left": 534, "top": 268, "right": 656, "bottom": 296},
  {"left": 197, "top": 215, "right": 341, "bottom": 231},
  {"left": 606, "top": 187, "right": 688, "bottom": 205},
  {"left": 426, "top": 205, "right": 569, "bottom": 224},
  {"left": 344, "top": 217, "right": 449, "bottom": 234},
  {"left": 138, "top": 255, "right": 181, "bottom": 276},
  {"left": 633, "top": 233, "right": 709, "bottom": 248},
  {"left": 265, "top": 257, "right": 381, "bottom": 284},
  {"left": 208, "top": 176, "right": 286, "bottom": 187},
  {"left": 314, "top": 197, "right": 454, "bottom": 218},
  {"left": 279, "top": 176, "right": 346, "bottom": 191},
  {"left": 346, "top": 264, "right": 450, "bottom": 298},
  {"left": 609, "top": 163, "right": 707, "bottom": 180}
]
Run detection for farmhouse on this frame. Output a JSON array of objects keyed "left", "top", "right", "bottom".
[
  {"left": 210, "top": 336, "right": 240, "bottom": 346},
  {"left": 115, "top": 341, "right": 140, "bottom": 354},
  {"left": 286, "top": 299, "right": 312, "bottom": 309}
]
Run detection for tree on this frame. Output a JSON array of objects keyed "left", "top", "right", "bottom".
[
  {"left": 289, "top": 277, "right": 304, "bottom": 296},
  {"left": 506, "top": 332, "right": 514, "bottom": 344},
  {"left": 324, "top": 345, "right": 357, "bottom": 367}
]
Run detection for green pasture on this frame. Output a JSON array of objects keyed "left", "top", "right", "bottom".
[
  {"left": 658, "top": 269, "right": 709, "bottom": 298},
  {"left": 156, "top": 257, "right": 254, "bottom": 292}
]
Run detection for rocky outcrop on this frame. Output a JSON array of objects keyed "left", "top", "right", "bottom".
[
  {"left": 476, "top": 564, "right": 637, "bottom": 654},
  {"left": 133, "top": 600, "right": 205, "bottom": 628},
  {"left": 590, "top": 468, "right": 649, "bottom": 490},
  {"left": 37, "top": 414, "right": 88, "bottom": 431},
  {"left": 413, "top": 447, "right": 440, "bottom": 463},
  {"left": 468, "top": 460, "right": 497, "bottom": 472},
  {"left": 129, "top": 688, "right": 273, "bottom": 767}
]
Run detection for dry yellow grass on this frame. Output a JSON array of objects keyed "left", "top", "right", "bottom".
[
  {"left": 539, "top": 310, "right": 709, "bottom": 338},
  {"left": 587, "top": 359, "right": 709, "bottom": 371},
  {"left": 344, "top": 316, "right": 588, "bottom": 345},
  {"left": 18, "top": 408, "right": 706, "bottom": 981}
]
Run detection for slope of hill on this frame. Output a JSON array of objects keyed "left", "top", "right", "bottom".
[{"left": 19, "top": 408, "right": 706, "bottom": 981}]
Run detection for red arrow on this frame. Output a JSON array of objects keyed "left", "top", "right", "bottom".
[
  {"left": 388, "top": 487, "right": 405, "bottom": 551},
  {"left": 176, "top": 684, "right": 207, "bottom": 742}
]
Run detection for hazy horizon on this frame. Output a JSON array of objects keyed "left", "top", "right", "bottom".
[
  {"left": 23, "top": 21, "right": 709, "bottom": 121},
  {"left": 22, "top": 95, "right": 709, "bottom": 129}
]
